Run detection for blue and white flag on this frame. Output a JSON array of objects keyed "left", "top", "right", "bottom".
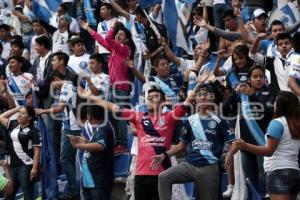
[
  {"left": 32, "top": 0, "right": 61, "bottom": 23},
  {"left": 162, "top": 0, "right": 194, "bottom": 52},
  {"left": 83, "top": 0, "right": 97, "bottom": 26},
  {"left": 139, "top": 0, "right": 162, "bottom": 9},
  {"left": 32, "top": 89, "right": 57, "bottom": 200}
]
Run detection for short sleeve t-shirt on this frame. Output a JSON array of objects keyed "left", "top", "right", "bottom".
[
  {"left": 181, "top": 114, "right": 235, "bottom": 167},
  {"left": 7, "top": 120, "right": 41, "bottom": 167},
  {"left": 120, "top": 105, "right": 187, "bottom": 175},
  {"left": 288, "top": 53, "right": 300, "bottom": 87},
  {"left": 68, "top": 54, "right": 91, "bottom": 75}
]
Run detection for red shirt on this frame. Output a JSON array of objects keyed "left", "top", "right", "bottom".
[
  {"left": 91, "top": 29, "right": 131, "bottom": 91},
  {"left": 121, "top": 105, "right": 187, "bottom": 175}
]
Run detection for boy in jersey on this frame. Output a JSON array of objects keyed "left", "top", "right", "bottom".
[
  {"left": 288, "top": 32, "right": 300, "bottom": 97},
  {"left": 36, "top": 70, "right": 81, "bottom": 199},
  {"left": 6, "top": 56, "right": 33, "bottom": 108},
  {"left": 82, "top": 53, "right": 109, "bottom": 100},
  {"left": 69, "top": 105, "right": 114, "bottom": 200},
  {"left": 78, "top": 84, "right": 194, "bottom": 200},
  {"left": 153, "top": 84, "right": 235, "bottom": 200}
]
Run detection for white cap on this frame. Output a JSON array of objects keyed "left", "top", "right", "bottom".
[{"left": 253, "top": 8, "right": 267, "bottom": 18}]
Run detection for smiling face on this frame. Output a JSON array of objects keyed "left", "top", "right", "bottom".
[
  {"left": 233, "top": 53, "right": 248, "bottom": 69},
  {"left": 114, "top": 30, "right": 127, "bottom": 44},
  {"left": 9, "top": 58, "right": 22, "bottom": 74},
  {"left": 154, "top": 58, "right": 170, "bottom": 79}
]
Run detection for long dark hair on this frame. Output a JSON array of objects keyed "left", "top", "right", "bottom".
[
  {"left": 274, "top": 91, "right": 300, "bottom": 139},
  {"left": 113, "top": 22, "right": 136, "bottom": 60},
  {"left": 24, "top": 106, "right": 36, "bottom": 126},
  {"left": 231, "top": 45, "right": 253, "bottom": 74}
]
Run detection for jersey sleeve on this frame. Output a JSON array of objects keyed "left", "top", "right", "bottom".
[
  {"left": 93, "top": 128, "right": 107, "bottom": 150},
  {"left": 59, "top": 83, "right": 74, "bottom": 103},
  {"left": 266, "top": 119, "right": 284, "bottom": 140},
  {"left": 218, "top": 119, "right": 235, "bottom": 143},
  {"left": 32, "top": 128, "right": 42, "bottom": 146}
]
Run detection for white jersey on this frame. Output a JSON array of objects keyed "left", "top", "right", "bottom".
[
  {"left": 85, "top": 72, "right": 110, "bottom": 100},
  {"left": 96, "top": 18, "right": 116, "bottom": 54},
  {"left": 52, "top": 30, "right": 70, "bottom": 55},
  {"left": 6, "top": 72, "right": 33, "bottom": 107},
  {"left": 68, "top": 53, "right": 91, "bottom": 75},
  {"left": 128, "top": 14, "right": 147, "bottom": 54},
  {"left": 288, "top": 53, "right": 300, "bottom": 81},
  {"left": 1, "top": 41, "right": 10, "bottom": 60},
  {"left": 59, "top": 82, "right": 80, "bottom": 131}
]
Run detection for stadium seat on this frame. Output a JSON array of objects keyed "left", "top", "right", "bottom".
[
  {"left": 184, "top": 182, "right": 195, "bottom": 200},
  {"left": 114, "top": 153, "right": 131, "bottom": 178}
]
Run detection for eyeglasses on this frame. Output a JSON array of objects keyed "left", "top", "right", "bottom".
[{"left": 196, "top": 92, "right": 214, "bottom": 98}]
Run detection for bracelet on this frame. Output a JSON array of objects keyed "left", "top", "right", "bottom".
[{"left": 163, "top": 152, "right": 169, "bottom": 159}]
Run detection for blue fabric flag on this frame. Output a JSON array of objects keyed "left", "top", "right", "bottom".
[
  {"left": 240, "top": 94, "right": 265, "bottom": 146},
  {"left": 32, "top": 0, "right": 61, "bottom": 23},
  {"left": 139, "top": 0, "right": 162, "bottom": 9},
  {"left": 163, "top": 0, "right": 190, "bottom": 52},
  {"left": 32, "top": 90, "right": 57, "bottom": 200},
  {"left": 83, "top": 0, "right": 97, "bottom": 26}
]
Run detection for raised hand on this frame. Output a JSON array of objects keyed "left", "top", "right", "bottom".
[
  {"left": 193, "top": 17, "right": 207, "bottom": 27},
  {"left": 80, "top": 20, "right": 89, "bottom": 30}
]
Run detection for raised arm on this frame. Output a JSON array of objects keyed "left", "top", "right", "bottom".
[
  {"left": 80, "top": 20, "right": 112, "bottom": 52},
  {"left": 111, "top": 0, "right": 130, "bottom": 20},
  {"left": 163, "top": 43, "right": 181, "bottom": 66},
  {"left": 0, "top": 107, "right": 21, "bottom": 128},
  {"left": 124, "top": 59, "right": 146, "bottom": 83},
  {"left": 249, "top": 33, "right": 267, "bottom": 66},
  {"left": 78, "top": 88, "right": 120, "bottom": 113}
]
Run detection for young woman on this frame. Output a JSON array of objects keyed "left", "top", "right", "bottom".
[
  {"left": 223, "top": 65, "right": 274, "bottom": 198},
  {"left": 227, "top": 44, "right": 254, "bottom": 89},
  {"left": 0, "top": 106, "right": 41, "bottom": 200},
  {"left": 233, "top": 91, "right": 300, "bottom": 200},
  {"left": 80, "top": 19, "right": 136, "bottom": 154}
]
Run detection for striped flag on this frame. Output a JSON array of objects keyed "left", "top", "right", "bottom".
[
  {"left": 32, "top": 0, "right": 61, "bottom": 23},
  {"left": 162, "top": 0, "right": 194, "bottom": 52},
  {"left": 32, "top": 90, "right": 57, "bottom": 200}
]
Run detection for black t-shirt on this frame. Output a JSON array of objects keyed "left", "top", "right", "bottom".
[{"left": 7, "top": 120, "right": 41, "bottom": 167}]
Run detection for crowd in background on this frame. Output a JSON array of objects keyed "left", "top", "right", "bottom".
[{"left": 0, "top": 0, "right": 300, "bottom": 200}]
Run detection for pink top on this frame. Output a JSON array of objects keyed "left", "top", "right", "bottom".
[
  {"left": 91, "top": 29, "right": 131, "bottom": 91},
  {"left": 121, "top": 105, "right": 187, "bottom": 175}
]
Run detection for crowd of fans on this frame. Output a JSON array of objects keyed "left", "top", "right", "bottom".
[{"left": 0, "top": 0, "right": 300, "bottom": 200}]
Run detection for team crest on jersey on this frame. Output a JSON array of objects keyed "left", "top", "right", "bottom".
[
  {"left": 158, "top": 117, "right": 165, "bottom": 127},
  {"left": 208, "top": 121, "right": 217, "bottom": 129},
  {"left": 20, "top": 80, "right": 26, "bottom": 84},
  {"left": 22, "top": 128, "right": 30, "bottom": 133},
  {"left": 143, "top": 118, "right": 150, "bottom": 126},
  {"left": 170, "top": 80, "right": 177, "bottom": 87},
  {"left": 240, "top": 76, "right": 247, "bottom": 82}
]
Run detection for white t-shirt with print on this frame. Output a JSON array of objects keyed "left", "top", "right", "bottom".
[
  {"left": 52, "top": 30, "right": 70, "bottom": 55},
  {"left": 68, "top": 53, "right": 91, "bottom": 75}
]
